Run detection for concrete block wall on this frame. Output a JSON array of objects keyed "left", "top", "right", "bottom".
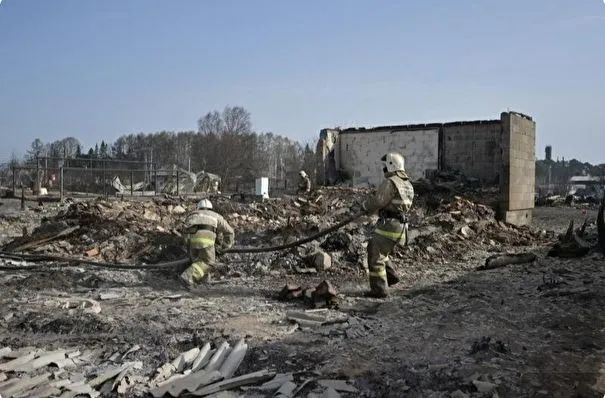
[
  {"left": 441, "top": 121, "right": 502, "bottom": 183},
  {"left": 499, "top": 112, "right": 536, "bottom": 225},
  {"left": 315, "top": 110, "right": 536, "bottom": 226},
  {"left": 338, "top": 128, "right": 439, "bottom": 187}
]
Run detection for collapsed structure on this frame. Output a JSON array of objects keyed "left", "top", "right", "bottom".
[{"left": 316, "top": 111, "right": 536, "bottom": 226}]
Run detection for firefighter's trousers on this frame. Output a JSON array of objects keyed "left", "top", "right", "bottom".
[{"left": 367, "top": 217, "right": 406, "bottom": 297}]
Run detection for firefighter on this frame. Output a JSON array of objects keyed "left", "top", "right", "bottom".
[
  {"left": 180, "top": 199, "right": 235, "bottom": 287},
  {"left": 358, "top": 152, "right": 414, "bottom": 298},
  {"left": 298, "top": 170, "right": 311, "bottom": 194}
]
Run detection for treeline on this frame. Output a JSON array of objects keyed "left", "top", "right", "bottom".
[
  {"left": 18, "top": 106, "right": 317, "bottom": 186},
  {"left": 536, "top": 158, "right": 605, "bottom": 186}
]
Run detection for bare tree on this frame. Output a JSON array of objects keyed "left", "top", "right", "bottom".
[
  {"left": 198, "top": 111, "right": 224, "bottom": 135},
  {"left": 222, "top": 106, "right": 252, "bottom": 135}
]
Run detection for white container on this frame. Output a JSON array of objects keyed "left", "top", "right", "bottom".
[{"left": 255, "top": 177, "right": 269, "bottom": 199}]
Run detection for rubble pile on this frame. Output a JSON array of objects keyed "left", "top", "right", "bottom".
[
  {"left": 398, "top": 196, "right": 552, "bottom": 262},
  {"left": 0, "top": 339, "right": 362, "bottom": 398},
  {"left": 0, "top": 341, "right": 274, "bottom": 398},
  {"left": 1, "top": 199, "right": 187, "bottom": 263},
  {"left": 1, "top": 186, "right": 553, "bottom": 273},
  {"left": 212, "top": 186, "right": 370, "bottom": 230}
]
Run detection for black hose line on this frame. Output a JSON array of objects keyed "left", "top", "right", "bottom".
[
  {"left": 222, "top": 211, "right": 365, "bottom": 254},
  {"left": 0, "top": 211, "right": 366, "bottom": 272}
]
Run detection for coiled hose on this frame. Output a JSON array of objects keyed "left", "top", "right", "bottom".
[{"left": 0, "top": 211, "right": 366, "bottom": 272}]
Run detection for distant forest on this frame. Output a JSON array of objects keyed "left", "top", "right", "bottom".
[{"left": 9, "top": 106, "right": 317, "bottom": 187}]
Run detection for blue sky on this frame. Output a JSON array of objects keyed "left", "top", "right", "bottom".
[{"left": 0, "top": 0, "right": 604, "bottom": 163}]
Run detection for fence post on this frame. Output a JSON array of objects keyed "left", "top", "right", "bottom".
[
  {"left": 35, "top": 155, "right": 40, "bottom": 195},
  {"left": 154, "top": 167, "right": 158, "bottom": 195},
  {"left": 176, "top": 169, "right": 180, "bottom": 196},
  {"left": 20, "top": 187, "right": 25, "bottom": 210},
  {"left": 130, "top": 169, "right": 134, "bottom": 197},
  {"left": 12, "top": 167, "right": 16, "bottom": 197},
  {"left": 60, "top": 166, "right": 64, "bottom": 203},
  {"left": 102, "top": 162, "right": 106, "bottom": 197}
]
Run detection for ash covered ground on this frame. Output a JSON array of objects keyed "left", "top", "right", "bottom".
[{"left": 0, "top": 188, "right": 603, "bottom": 398}]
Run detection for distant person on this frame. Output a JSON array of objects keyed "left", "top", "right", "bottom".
[{"left": 297, "top": 170, "right": 311, "bottom": 195}]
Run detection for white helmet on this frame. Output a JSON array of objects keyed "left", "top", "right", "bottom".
[
  {"left": 381, "top": 152, "right": 405, "bottom": 173},
  {"left": 299, "top": 170, "right": 307, "bottom": 178},
  {"left": 197, "top": 199, "right": 213, "bottom": 210}
]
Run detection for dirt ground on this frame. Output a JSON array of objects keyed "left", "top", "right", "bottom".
[{"left": 0, "top": 196, "right": 604, "bottom": 398}]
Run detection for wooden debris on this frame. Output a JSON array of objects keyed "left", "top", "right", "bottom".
[
  {"left": 286, "top": 311, "right": 327, "bottom": 328},
  {"left": 98, "top": 291, "right": 123, "bottom": 301},
  {"left": 189, "top": 369, "right": 275, "bottom": 396},
  {"left": 477, "top": 253, "right": 537, "bottom": 271},
  {"left": 59, "top": 297, "right": 101, "bottom": 314}
]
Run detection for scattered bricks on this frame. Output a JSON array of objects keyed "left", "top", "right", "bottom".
[
  {"left": 305, "top": 250, "right": 332, "bottom": 271},
  {"left": 84, "top": 247, "right": 99, "bottom": 257},
  {"left": 311, "top": 281, "right": 338, "bottom": 308},
  {"left": 303, "top": 288, "right": 315, "bottom": 301},
  {"left": 279, "top": 284, "right": 304, "bottom": 300}
]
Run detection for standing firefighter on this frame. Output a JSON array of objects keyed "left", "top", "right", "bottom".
[
  {"left": 298, "top": 170, "right": 311, "bottom": 194},
  {"left": 180, "top": 199, "right": 235, "bottom": 287},
  {"left": 359, "top": 152, "right": 414, "bottom": 298}
]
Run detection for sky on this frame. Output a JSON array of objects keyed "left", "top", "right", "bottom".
[{"left": 0, "top": 0, "right": 604, "bottom": 163}]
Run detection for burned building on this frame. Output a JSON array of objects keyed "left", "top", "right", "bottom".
[{"left": 316, "top": 111, "right": 536, "bottom": 226}]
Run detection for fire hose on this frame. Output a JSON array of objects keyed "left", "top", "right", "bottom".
[{"left": 0, "top": 211, "right": 367, "bottom": 272}]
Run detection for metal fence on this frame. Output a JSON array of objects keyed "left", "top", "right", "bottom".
[{"left": 1, "top": 159, "right": 299, "bottom": 199}]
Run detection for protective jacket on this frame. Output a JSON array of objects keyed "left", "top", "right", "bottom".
[
  {"left": 362, "top": 170, "right": 414, "bottom": 297},
  {"left": 180, "top": 209, "right": 235, "bottom": 285}
]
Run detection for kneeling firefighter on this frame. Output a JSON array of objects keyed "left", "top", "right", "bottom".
[
  {"left": 358, "top": 152, "right": 414, "bottom": 298},
  {"left": 180, "top": 199, "right": 235, "bottom": 287}
]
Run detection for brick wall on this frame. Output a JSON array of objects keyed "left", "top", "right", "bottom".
[
  {"left": 500, "top": 112, "right": 536, "bottom": 225},
  {"left": 338, "top": 128, "right": 439, "bottom": 187},
  {"left": 441, "top": 121, "right": 502, "bottom": 183}
]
